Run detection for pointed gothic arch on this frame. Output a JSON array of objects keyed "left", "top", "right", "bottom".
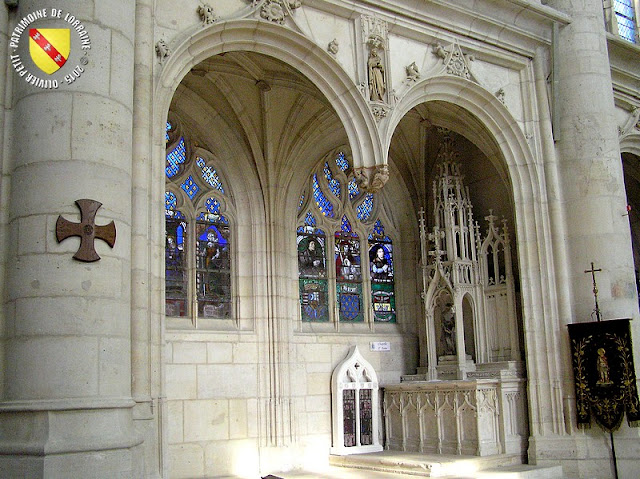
[
  {"left": 155, "top": 19, "right": 383, "bottom": 176},
  {"left": 386, "top": 74, "right": 567, "bottom": 434}
]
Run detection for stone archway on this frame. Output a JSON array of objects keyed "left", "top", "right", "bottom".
[
  {"left": 149, "top": 20, "right": 391, "bottom": 478},
  {"left": 384, "top": 75, "right": 567, "bottom": 438}
]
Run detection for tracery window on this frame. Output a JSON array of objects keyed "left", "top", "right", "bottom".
[
  {"left": 614, "top": 0, "right": 637, "bottom": 43},
  {"left": 297, "top": 151, "right": 396, "bottom": 324},
  {"left": 165, "top": 118, "right": 234, "bottom": 323}
]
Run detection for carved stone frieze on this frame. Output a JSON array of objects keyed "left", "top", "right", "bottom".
[
  {"left": 327, "top": 38, "right": 339, "bottom": 55},
  {"left": 432, "top": 41, "right": 478, "bottom": 83},
  {"left": 361, "top": 14, "right": 388, "bottom": 44},
  {"left": 197, "top": 4, "right": 219, "bottom": 25},
  {"left": 370, "top": 103, "right": 388, "bottom": 122},
  {"left": 619, "top": 107, "right": 640, "bottom": 136},
  {"left": 354, "top": 164, "right": 389, "bottom": 193},
  {"left": 405, "top": 61, "right": 420, "bottom": 82},
  {"left": 255, "top": 0, "right": 301, "bottom": 24},
  {"left": 155, "top": 39, "right": 170, "bottom": 63}
]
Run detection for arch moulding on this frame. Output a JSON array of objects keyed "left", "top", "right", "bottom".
[
  {"left": 154, "top": 19, "right": 384, "bottom": 174},
  {"left": 620, "top": 131, "right": 640, "bottom": 159}
]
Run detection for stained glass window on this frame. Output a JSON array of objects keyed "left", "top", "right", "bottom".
[
  {"left": 195, "top": 218, "right": 231, "bottom": 319},
  {"left": 359, "top": 389, "right": 373, "bottom": 445},
  {"left": 324, "top": 162, "right": 341, "bottom": 198},
  {"left": 197, "top": 157, "right": 225, "bottom": 193},
  {"left": 298, "top": 210, "right": 328, "bottom": 321},
  {"left": 343, "top": 389, "right": 357, "bottom": 447},
  {"left": 297, "top": 151, "right": 395, "bottom": 325},
  {"left": 369, "top": 219, "right": 391, "bottom": 242},
  {"left": 614, "top": 0, "right": 637, "bottom": 43},
  {"left": 166, "top": 137, "right": 186, "bottom": 178},
  {"left": 336, "top": 151, "right": 349, "bottom": 172},
  {"left": 336, "top": 217, "right": 363, "bottom": 322},
  {"left": 166, "top": 122, "right": 172, "bottom": 141},
  {"left": 165, "top": 194, "right": 187, "bottom": 317},
  {"left": 165, "top": 119, "right": 234, "bottom": 323},
  {"left": 356, "top": 193, "right": 374, "bottom": 221},
  {"left": 165, "top": 191, "right": 177, "bottom": 211},
  {"left": 369, "top": 220, "right": 396, "bottom": 322},
  {"left": 348, "top": 178, "right": 360, "bottom": 199},
  {"left": 313, "top": 174, "right": 335, "bottom": 217},
  {"left": 180, "top": 175, "right": 200, "bottom": 200}
]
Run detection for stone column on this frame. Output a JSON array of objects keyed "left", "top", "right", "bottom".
[
  {"left": 549, "top": 0, "right": 636, "bottom": 322},
  {"left": 0, "top": 1, "right": 142, "bottom": 477},
  {"left": 131, "top": 0, "right": 164, "bottom": 477},
  {"left": 533, "top": 0, "right": 639, "bottom": 476}
]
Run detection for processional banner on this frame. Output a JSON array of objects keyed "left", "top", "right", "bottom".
[{"left": 568, "top": 318, "right": 640, "bottom": 432}]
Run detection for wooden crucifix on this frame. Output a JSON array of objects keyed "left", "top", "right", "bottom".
[{"left": 56, "top": 199, "right": 116, "bottom": 262}]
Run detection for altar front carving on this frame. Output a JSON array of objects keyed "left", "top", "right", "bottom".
[{"left": 384, "top": 374, "right": 528, "bottom": 457}]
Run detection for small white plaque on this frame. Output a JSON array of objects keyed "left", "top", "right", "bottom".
[{"left": 370, "top": 341, "right": 390, "bottom": 351}]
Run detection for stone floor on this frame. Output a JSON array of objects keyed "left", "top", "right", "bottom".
[{"left": 255, "top": 451, "right": 565, "bottom": 479}]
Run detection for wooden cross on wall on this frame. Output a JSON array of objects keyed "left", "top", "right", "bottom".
[{"left": 56, "top": 199, "right": 116, "bottom": 262}]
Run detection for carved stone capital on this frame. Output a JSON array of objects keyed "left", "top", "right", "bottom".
[{"left": 354, "top": 164, "right": 389, "bottom": 193}]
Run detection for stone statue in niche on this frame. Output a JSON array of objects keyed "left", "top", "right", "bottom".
[
  {"left": 442, "top": 304, "right": 456, "bottom": 355},
  {"left": 368, "top": 47, "right": 386, "bottom": 102}
]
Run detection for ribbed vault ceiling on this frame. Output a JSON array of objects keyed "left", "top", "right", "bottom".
[{"left": 170, "top": 51, "right": 514, "bottom": 227}]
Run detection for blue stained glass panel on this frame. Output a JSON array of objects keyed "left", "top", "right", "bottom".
[
  {"left": 195, "top": 219, "right": 231, "bottom": 319},
  {"left": 197, "top": 157, "right": 225, "bottom": 193},
  {"left": 368, "top": 219, "right": 391, "bottom": 242},
  {"left": 298, "top": 193, "right": 305, "bottom": 210},
  {"left": 166, "top": 122, "right": 172, "bottom": 141},
  {"left": 166, "top": 137, "right": 186, "bottom": 178},
  {"left": 356, "top": 193, "right": 374, "bottom": 221},
  {"left": 305, "top": 212, "right": 316, "bottom": 226},
  {"left": 181, "top": 175, "right": 200, "bottom": 200},
  {"left": 336, "top": 151, "right": 349, "bottom": 171},
  {"left": 165, "top": 191, "right": 184, "bottom": 219},
  {"left": 341, "top": 215, "right": 355, "bottom": 235},
  {"left": 324, "top": 162, "right": 341, "bottom": 198},
  {"left": 165, "top": 191, "right": 177, "bottom": 210},
  {"left": 206, "top": 197, "right": 221, "bottom": 214},
  {"left": 312, "top": 174, "right": 334, "bottom": 217},
  {"left": 348, "top": 178, "right": 360, "bottom": 199},
  {"left": 337, "top": 282, "right": 363, "bottom": 322}
]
